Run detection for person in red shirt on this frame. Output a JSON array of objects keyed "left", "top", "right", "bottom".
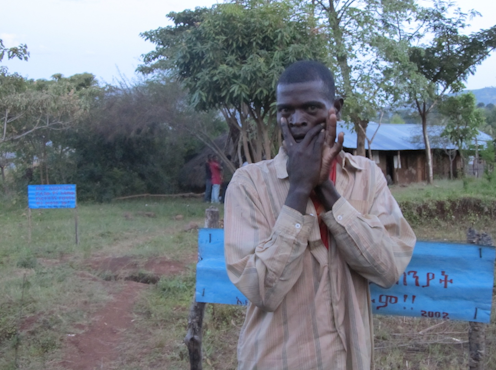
[{"left": 209, "top": 155, "right": 223, "bottom": 203}]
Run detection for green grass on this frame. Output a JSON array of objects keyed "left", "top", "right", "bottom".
[
  {"left": 0, "top": 197, "right": 218, "bottom": 369},
  {"left": 0, "top": 187, "right": 494, "bottom": 369},
  {"left": 390, "top": 177, "right": 496, "bottom": 203}
]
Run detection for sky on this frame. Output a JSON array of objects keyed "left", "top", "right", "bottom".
[{"left": 2, "top": 0, "right": 496, "bottom": 89}]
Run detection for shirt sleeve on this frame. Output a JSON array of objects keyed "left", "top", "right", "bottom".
[
  {"left": 224, "top": 170, "right": 314, "bottom": 312},
  {"left": 321, "top": 162, "right": 416, "bottom": 288}
]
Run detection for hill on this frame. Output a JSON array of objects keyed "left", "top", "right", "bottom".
[{"left": 465, "top": 87, "right": 496, "bottom": 105}]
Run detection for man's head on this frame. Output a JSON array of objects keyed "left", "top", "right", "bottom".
[
  {"left": 276, "top": 60, "right": 342, "bottom": 142},
  {"left": 277, "top": 60, "right": 336, "bottom": 100}
]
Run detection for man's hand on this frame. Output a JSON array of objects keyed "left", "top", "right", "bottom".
[
  {"left": 319, "top": 108, "right": 344, "bottom": 184},
  {"left": 281, "top": 117, "right": 325, "bottom": 214}
]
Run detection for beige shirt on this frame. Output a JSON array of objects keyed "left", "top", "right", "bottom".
[{"left": 224, "top": 148, "right": 416, "bottom": 370}]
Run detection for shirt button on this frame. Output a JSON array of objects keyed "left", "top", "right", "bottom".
[
  {"left": 295, "top": 223, "right": 301, "bottom": 229},
  {"left": 337, "top": 215, "right": 343, "bottom": 221}
]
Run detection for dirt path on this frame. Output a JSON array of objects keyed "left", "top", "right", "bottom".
[
  {"left": 60, "top": 280, "right": 146, "bottom": 370},
  {"left": 58, "top": 255, "right": 191, "bottom": 370}
]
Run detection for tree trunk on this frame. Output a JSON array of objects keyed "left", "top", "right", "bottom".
[
  {"left": 39, "top": 152, "right": 44, "bottom": 185},
  {"left": 43, "top": 141, "right": 49, "bottom": 185},
  {"left": 355, "top": 120, "right": 368, "bottom": 157},
  {"left": 326, "top": 0, "right": 368, "bottom": 156},
  {"left": 474, "top": 138, "right": 479, "bottom": 177},
  {"left": 240, "top": 125, "right": 252, "bottom": 164},
  {"left": 422, "top": 117, "right": 433, "bottom": 184},
  {"left": 449, "top": 151, "right": 454, "bottom": 180},
  {"left": 262, "top": 122, "right": 271, "bottom": 161},
  {"left": 0, "top": 165, "right": 5, "bottom": 192},
  {"left": 417, "top": 100, "right": 433, "bottom": 184}
]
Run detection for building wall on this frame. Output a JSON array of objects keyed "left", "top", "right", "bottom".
[
  {"left": 370, "top": 150, "right": 460, "bottom": 184},
  {"left": 372, "top": 150, "right": 424, "bottom": 185}
]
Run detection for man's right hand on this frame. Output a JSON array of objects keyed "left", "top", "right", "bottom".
[{"left": 281, "top": 117, "right": 325, "bottom": 214}]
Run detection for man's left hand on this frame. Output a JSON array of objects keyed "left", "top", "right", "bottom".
[{"left": 318, "top": 108, "right": 344, "bottom": 184}]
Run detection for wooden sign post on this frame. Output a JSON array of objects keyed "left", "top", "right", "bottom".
[{"left": 27, "top": 185, "right": 78, "bottom": 244}]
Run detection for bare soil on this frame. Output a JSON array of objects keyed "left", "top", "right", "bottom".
[
  {"left": 51, "top": 255, "right": 190, "bottom": 370},
  {"left": 60, "top": 280, "right": 145, "bottom": 370}
]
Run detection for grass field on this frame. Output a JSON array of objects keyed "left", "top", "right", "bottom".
[{"left": 0, "top": 178, "right": 495, "bottom": 369}]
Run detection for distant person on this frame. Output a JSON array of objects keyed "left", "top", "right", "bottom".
[
  {"left": 209, "top": 155, "right": 222, "bottom": 203},
  {"left": 204, "top": 155, "right": 213, "bottom": 203}
]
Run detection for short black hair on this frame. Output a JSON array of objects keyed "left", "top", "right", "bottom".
[{"left": 277, "top": 60, "right": 335, "bottom": 100}]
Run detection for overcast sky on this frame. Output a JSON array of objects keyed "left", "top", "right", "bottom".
[{"left": 2, "top": 0, "right": 496, "bottom": 89}]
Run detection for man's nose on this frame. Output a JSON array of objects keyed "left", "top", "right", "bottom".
[{"left": 289, "top": 110, "right": 307, "bottom": 127}]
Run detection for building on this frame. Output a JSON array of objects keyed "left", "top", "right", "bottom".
[{"left": 337, "top": 122, "right": 494, "bottom": 184}]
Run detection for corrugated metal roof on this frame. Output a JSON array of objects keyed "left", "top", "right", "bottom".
[{"left": 338, "top": 122, "right": 494, "bottom": 151}]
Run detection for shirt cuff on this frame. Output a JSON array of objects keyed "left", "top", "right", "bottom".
[
  {"left": 321, "top": 196, "right": 360, "bottom": 232},
  {"left": 274, "top": 205, "right": 315, "bottom": 242}
]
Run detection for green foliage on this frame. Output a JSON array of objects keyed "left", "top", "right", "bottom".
[
  {"left": 141, "top": 1, "right": 325, "bottom": 112},
  {"left": 1, "top": 71, "right": 224, "bottom": 201},
  {"left": 480, "top": 140, "right": 496, "bottom": 182},
  {"left": 0, "top": 39, "right": 29, "bottom": 64},
  {"left": 481, "top": 103, "right": 496, "bottom": 138},
  {"left": 140, "top": 0, "right": 326, "bottom": 161},
  {"left": 390, "top": 113, "right": 406, "bottom": 124},
  {"left": 379, "top": 0, "right": 496, "bottom": 182},
  {"left": 65, "top": 78, "right": 224, "bottom": 201},
  {"left": 439, "top": 93, "right": 485, "bottom": 165}
]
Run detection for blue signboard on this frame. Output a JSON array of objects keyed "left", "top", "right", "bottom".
[
  {"left": 195, "top": 229, "right": 495, "bottom": 323},
  {"left": 28, "top": 185, "right": 77, "bottom": 209}
]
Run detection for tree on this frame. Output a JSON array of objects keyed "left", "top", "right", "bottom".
[
  {"left": 65, "top": 76, "right": 226, "bottom": 201},
  {"left": 383, "top": 0, "right": 496, "bottom": 183},
  {"left": 312, "top": 0, "right": 420, "bottom": 156},
  {"left": 481, "top": 104, "right": 496, "bottom": 138},
  {"left": 390, "top": 114, "right": 406, "bottom": 124},
  {"left": 439, "top": 93, "right": 485, "bottom": 175},
  {"left": 1, "top": 73, "right": 101, "bottom": 186},
  {"left": 0, "top": 39, "right": 29, "bottom": 64},
  {"left": 139, "top": 0, "right": 326, "bottom": 164}
]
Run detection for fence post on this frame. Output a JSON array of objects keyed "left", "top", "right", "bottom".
[
  {"left": 467, "top": 227, "right": 493, "bottom": 370},
  {"left": 184, "top": 207, "right": 219, "bottom": 370}
]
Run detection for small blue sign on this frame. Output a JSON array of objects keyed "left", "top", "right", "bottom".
[
  {"left": 28, "top": 185, "right": 77, "bottom": 209},
  {"left": 195, "top": 229, "right": 495, "bottom": 323}
]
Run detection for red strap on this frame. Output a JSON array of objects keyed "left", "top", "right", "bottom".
[{"left": 310, "top": 159, "right": 338, "bottom": 249}]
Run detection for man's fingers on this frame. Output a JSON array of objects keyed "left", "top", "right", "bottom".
[
  {"left": 332, "top": 132, "right": 344, "bottom": 154},
  {"left": 280, "top": 117, "right": 296, "bottom": 147},
  {"left": 302, "top": 123, "right": 325, "bottom": 146},
  {"left": 327, "top": 108, "right": 337, "bottom": 146},
  {"left": 313, "top": 127, "right": 325, "bottom": 152}
]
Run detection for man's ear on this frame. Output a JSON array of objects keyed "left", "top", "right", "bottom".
[{"left": 333, "top": 98, "right": 344, "bottom": 118}]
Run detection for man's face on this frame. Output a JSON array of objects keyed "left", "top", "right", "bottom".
[{"left": 276, "top": 80, "right": 334, "bottom": 143}]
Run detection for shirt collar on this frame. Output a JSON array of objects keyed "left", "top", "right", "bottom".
[{"left": 274, "top": 146, "right": 363, "bottom": 180}]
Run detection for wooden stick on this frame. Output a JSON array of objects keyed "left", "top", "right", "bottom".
[
  {"left": 418, "top": 321, "right": 447, "bottom": 335},
  {"left": 28, "top": 208, "right": 32, "bottom": 244},
  {"left": 185, "top": 207, "right": 220, "bottom": 370},
  {"left": 113, "top": 192, "right": 204, "bottom": 201},
  {"left": 75, "top": 206, "right": 79, "bottom": 245},
  {"left": 466, "top": 227, "right": 492, "bottom": 370}
]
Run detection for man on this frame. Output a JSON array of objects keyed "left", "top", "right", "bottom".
[
  {"left": 224, "top": 60, "right": 416, "bottom": 370},
  {"left": 209, "top": 155, "right": 222, "bottom": 203},
  {"left": 204, "top": 155, "right": 213, "bottom": 203}
]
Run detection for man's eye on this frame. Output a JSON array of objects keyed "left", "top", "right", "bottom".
[
  {"left": 307, "top": 105, "right": 318, "bottom": 113},
  {"left": 280, "top": 108, "right": 290, "bottom": 114}
]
